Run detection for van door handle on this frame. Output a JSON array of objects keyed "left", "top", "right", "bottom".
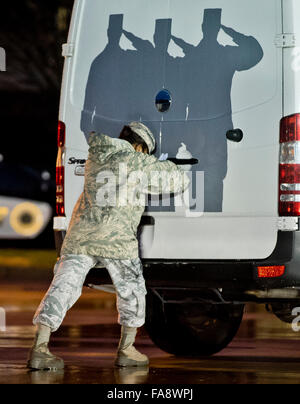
[{"left": 168, "top": 158, "right": 199, "bottom": 165}]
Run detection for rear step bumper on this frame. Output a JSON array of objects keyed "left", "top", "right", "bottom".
[{"left": 54, "top": 230, "right": 300, "bottom": 294}]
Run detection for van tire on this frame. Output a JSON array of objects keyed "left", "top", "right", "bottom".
[{"left": 145, "top": 289, "right": 244, "bottom": 356}]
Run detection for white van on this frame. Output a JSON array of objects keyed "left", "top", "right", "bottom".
[{"left": 54, "top": 0, "right": 300, "bottom": 356}]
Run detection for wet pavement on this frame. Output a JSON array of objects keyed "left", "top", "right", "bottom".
[{"left": 1, "top": 274, "right": 300, "bottom": 384}]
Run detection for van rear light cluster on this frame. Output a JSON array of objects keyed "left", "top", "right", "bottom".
[
  {"left": 279, "top": 114, "right": 300, "bottom": 216},
  {"left": 257, "top": 266, "right": 285, "bottom": 278},
  {"left": 56, "top": 121, "right": 65, "bottom": 217},
  {"left": 57, "top": 121, "right": 66, "bottom": 148},
  {"left": 56, "top": 166, "right": 65, "bottom": 216}
]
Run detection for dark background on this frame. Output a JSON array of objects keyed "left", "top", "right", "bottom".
[{"left": 0, "top": 0, "right": 74, "bottom": 248}]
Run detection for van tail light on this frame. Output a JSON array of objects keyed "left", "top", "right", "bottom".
[
  {"left": 56, "top": 121, "right": 65, "bottom": 216},
  {"left": 257, "top": 266, "right": 285, "bottom": 278},
  {"left": 279, "top": 114, "right": 300, "bottom": 216},
  {"left": 57, "top": 121, "right": 66, "bottom": 148}
]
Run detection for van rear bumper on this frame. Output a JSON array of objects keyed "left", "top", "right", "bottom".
[
  {"left": 54, "top": 230, "right": 300, "bottom": 298},
  {"left": 142, "top": 231, "right": 299, "bottom": 290}
]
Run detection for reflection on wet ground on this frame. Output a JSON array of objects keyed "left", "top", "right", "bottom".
[{"left": 1, "top": 280, "right": 300, "bottom": 384}]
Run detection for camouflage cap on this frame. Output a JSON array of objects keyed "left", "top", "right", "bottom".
[{"left": 129, "top": 122, "right": 156, "bottom": 154}]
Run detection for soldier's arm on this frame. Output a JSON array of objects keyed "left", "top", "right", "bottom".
[
  {"left": 221, "top": 25, "right": 264, "bottom": 71},
  {"left": 136, "top": 153, "right": 190, "bottom": 195}
]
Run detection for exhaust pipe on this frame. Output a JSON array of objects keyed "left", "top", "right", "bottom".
[{"left": 245, "top": 288, "right": 300, "bottom": 299}]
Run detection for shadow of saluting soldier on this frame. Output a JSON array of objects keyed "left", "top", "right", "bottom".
[
  {"left": 123, "top": 19, "right": 185, "bottom": 212},
  {"left": 123, "top": 19, "right": 176, "bottom": 124},
  {"left": 81, "top": 14, "right": 136, "bottom": 140},
  {"left": 170, "top": 9, "right": 264, "bottom": 212}
]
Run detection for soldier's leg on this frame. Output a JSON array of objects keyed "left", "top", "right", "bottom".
[
  {"left": 101, "top": 258, "right": 149, "bottom": 367},
  {"left": 28, "top": 254, "right": 97, "bottom": 370},
  {"left": 33, "top": 254, "right": 97, "bottom": 331}
]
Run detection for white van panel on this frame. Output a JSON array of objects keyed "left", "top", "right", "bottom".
[
  {"left": 59, "top": 0, "right": 283, "bottom": 260},
  {"left": 71, "top": 0, "right": 278, "bottom": 116},
  {"left": 140, "top": 216, "right": 278, "bottom": 260},
  {"left": 64, "top": 146, "right": 86, "bottom": 215}
]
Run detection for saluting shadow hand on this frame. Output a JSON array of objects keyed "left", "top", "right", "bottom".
[
  {"left": 221, "top": 25, "right": 248, "bottom": 45},
  {"left": 221, "top": 25, "right": 238, "bottom": 38},
  {"left": 123, "top": 29, "right": 130, "bottom": 38}
]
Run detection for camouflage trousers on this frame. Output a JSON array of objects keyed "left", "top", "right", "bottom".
[{"left": 33, "top": 255, "right": 147, "bottom": 332}]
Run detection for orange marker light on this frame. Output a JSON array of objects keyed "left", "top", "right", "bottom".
[{"left": 257, "top": 266, "right": 285, "bottom": 278}]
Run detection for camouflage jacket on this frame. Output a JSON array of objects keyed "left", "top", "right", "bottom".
[{"left": 61, "top": 133, "right": 189, "bottom": 260}]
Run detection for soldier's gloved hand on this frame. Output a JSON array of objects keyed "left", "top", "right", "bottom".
[{"left": 159, "top": 153, "right": 169, "bottom": 161}]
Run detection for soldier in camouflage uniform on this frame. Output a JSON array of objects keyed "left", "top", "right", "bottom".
[{"left": 27, "top": 122, "right": 190, "bottom": 370}]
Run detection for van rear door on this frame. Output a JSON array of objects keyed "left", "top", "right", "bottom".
[{"left": 64, "top": 0, "right": 282, "bottom": 260}]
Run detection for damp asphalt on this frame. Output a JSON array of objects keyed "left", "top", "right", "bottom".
[{"left": 1, "top": 250, "right": 300, "bottom": 384}]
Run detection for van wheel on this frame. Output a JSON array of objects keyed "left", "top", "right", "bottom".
[{"left": 145, "top": 289, "right": 244, "bottom": 356}]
